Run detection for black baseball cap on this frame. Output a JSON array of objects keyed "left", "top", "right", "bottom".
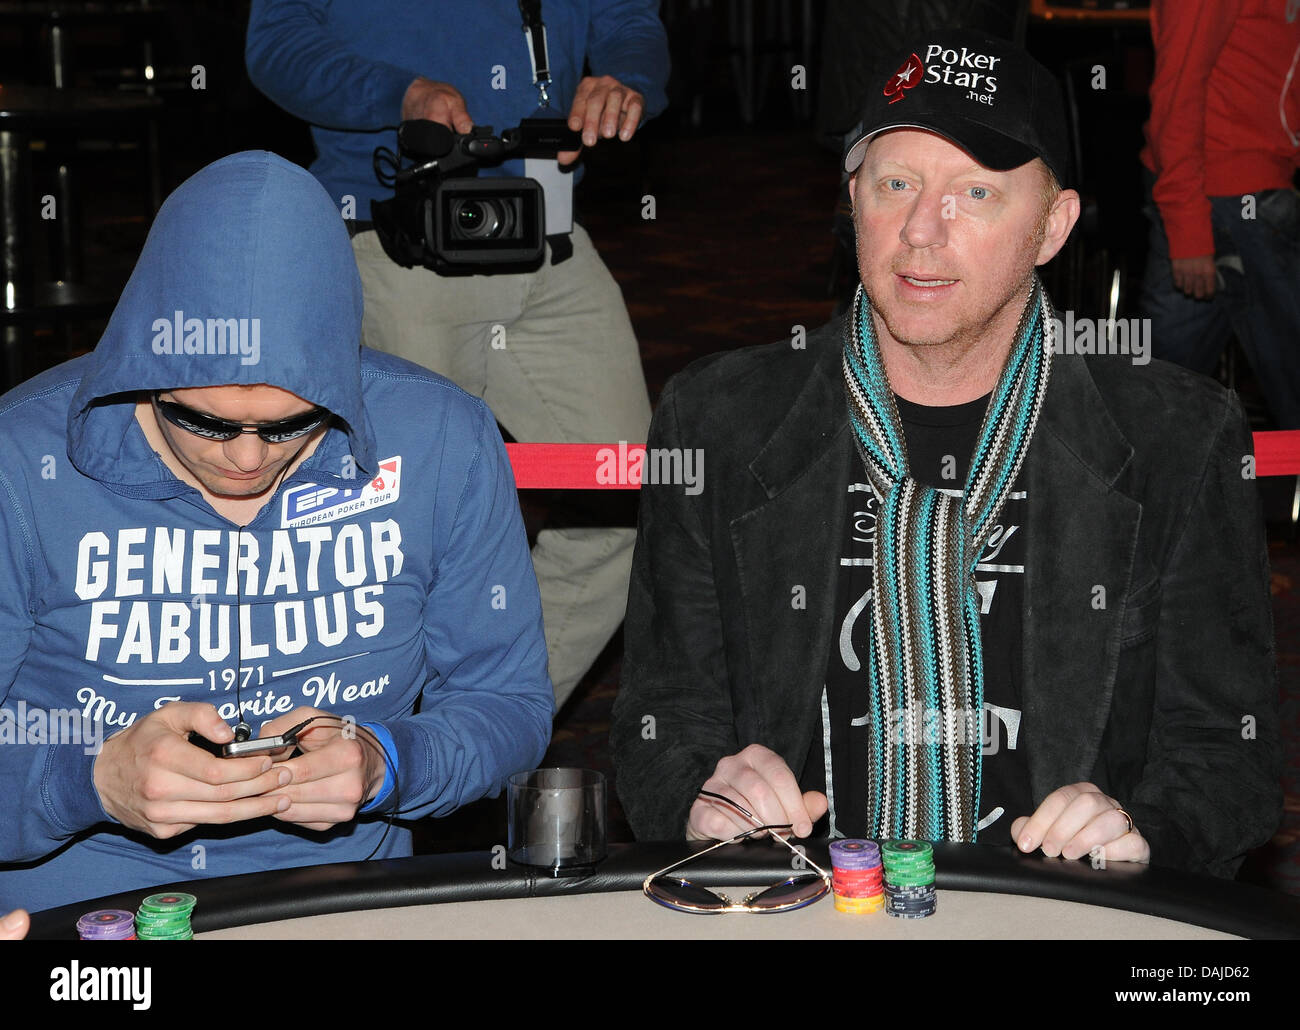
[{"left": 843, "top": 29, "right": 1071, "bottom": 187}]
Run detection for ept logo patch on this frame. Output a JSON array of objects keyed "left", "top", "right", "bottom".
[{"left": 281, "top": 456, "right": 402, "bottom": 528}]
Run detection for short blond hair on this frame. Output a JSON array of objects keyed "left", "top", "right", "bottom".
[{"left": 1038, "top": 161, "right": 1061, "bottom": 220}]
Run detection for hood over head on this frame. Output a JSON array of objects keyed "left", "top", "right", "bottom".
[{"left": 68, "top": 150, "right": 376, "bottom": 487}]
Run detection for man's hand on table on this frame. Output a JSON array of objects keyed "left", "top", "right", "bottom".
[
  {"left": 260, "top": 707, "right": 388, "bottom": 832},
  {"left": 686, "top": 743, "right": 828, "bottom": 841},
  {"left": 92, "top": 701, "right": 292, "bottom": 839},
  {"left": 1011, "top": 781, "right": 1150, "bottom": 864}
]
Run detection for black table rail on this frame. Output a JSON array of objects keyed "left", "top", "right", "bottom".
[{"left": 27, "top": 841, "right": 1300, "bottom": 939}]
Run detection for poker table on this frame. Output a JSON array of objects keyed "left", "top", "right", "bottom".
[{"left": 26, "top": 841, "right": 1300, "bottom": 939}]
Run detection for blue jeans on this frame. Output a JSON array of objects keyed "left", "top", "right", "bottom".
[{"left": 1139, "top": 167, "right": 1300, "bottom": 429}]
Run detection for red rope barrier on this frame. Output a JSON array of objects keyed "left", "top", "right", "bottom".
[
  {"left": 505, "top": 432, "right": 1300, "bottom": 489},
  {"left": 505, "top": 443, "right": 647, "bottom": 489},
  {"left": 1252, "top": 431, "right": 1300, "bottom": 478}
]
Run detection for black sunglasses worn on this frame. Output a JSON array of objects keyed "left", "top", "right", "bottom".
[{"left": 152, "top": 392, "right": 331, "bottom": 444}]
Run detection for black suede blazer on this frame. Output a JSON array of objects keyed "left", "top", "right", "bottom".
[{"left": 611, "top": 317, "right": 1282, "bottom": 879}]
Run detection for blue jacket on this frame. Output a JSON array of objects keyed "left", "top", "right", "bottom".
[
  {"left": 245, "top": 0, "right": 671, "bottom": 209},
  {"left": 0, "top": 152, "right": 553, "bottom": 913}
]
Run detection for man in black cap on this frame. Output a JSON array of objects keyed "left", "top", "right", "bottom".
[{"left": 610, "top": 30, "right": 1281, "bottom": 877}]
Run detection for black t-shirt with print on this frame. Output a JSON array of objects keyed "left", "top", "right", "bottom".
[{"left": 801, "top": 392, "right": 1034, "bottom": 843}]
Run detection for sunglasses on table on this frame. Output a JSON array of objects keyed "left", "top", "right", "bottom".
[
  {"left": 152, "top": 392, "right": 331, "bottom": 444},
  {"left": 642, "top": 790, "right": 832, "bottom": 914}
]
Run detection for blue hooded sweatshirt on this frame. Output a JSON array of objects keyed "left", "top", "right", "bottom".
[
  {"left": 245, "top": 0, "right": 670, "bottom": 210},
  {"left": 0, "top": 151, "right": 553, "bottom": 913}
]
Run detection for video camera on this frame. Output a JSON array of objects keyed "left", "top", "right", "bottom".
[{"left": 371, "top": 117, "right": 581, "bottom": 275}]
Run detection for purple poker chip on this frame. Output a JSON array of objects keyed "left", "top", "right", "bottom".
[
  {"left": 77, "top": 909, "right": 136, "bottom": 940},
  {"left": 830, "top": 838, "right": 882, "bottom": 870}
]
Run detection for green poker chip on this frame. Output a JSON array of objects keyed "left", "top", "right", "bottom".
[
  {"left": 884, "top": 857, "right": 936, "bottom": 871},
  {"left": 135, "top": 921, "right": 193, "bottom": 940},
  {"left": 885, "top": 873, "right": 935, "bottom": 887},
  {"left": 881, "top": 839, "right": 935, "bottom": 885},
  {"left": 883, "top": 862, "right": 934, "bottom": 875},
  {"left": 140, "top": 892, "right": 196, "bottom": 914},
  {"left": 884, "top": 860, "right": 935, "bottom": 873},
  {"left": 882, "top": 855, "right": 935, "bottom": 870},
  {"left": 882, "top": 840, "right": 932, "bottom": 858},
  {"left": 882, "top": 863, "right": 935, "bottom": 877},
  {"left": 138, "top": 928, "right": 193, "bottom": 940},
  {"left": 137, "top": 914, "right": 191, "bottom": 927},
  {"left": 882, "top": 851, "right": 934, "bottom": 864},
  {"left": 136, "top": 891, "right": 196, "bottom": 940},
  {"left": 137, "top": 911, "right": 193, "bottom": 924}
]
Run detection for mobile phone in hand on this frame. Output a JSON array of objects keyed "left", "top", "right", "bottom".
[{"left": 188, "top": 732, "right": 294, "bottom": 759}]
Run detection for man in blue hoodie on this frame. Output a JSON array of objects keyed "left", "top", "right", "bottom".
[
  {"left": 245, "top": 1, "right": 670, "bottom": 711},
  {"left": 0, "top": 151, "right": 553, "bottom": 914}
]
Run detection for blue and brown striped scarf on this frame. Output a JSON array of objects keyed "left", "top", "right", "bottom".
[{"left": 841, "top": 276, "right": 1053, "bottom": 841}]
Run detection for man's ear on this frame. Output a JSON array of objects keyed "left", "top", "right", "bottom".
[
  {"left": 1035, "top": 188, "right": 1081, "bottom": 266},
  {"left": 848, "top": 168, "right": 858, "bottom": 210}
]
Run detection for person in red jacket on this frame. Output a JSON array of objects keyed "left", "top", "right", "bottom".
[{"left": 1139, "top": 0, "right": 1300, "bottom": 428}]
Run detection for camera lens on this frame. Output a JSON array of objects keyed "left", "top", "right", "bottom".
[{"left": 455, "top": 199, "right": 503, "bottom": 239}]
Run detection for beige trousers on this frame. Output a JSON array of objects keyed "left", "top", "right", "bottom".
[{"left": 351, "top": 225, "right": 651, "bottom": 711}]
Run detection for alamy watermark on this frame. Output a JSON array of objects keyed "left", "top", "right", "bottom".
[
  {"left": 151, "top": 310, "right": 261, "bottom": 366},
  {"left": 596, "top": 442, "right": 704, "bottom": 495},
  {"left": 888, "top": 705, "right": 1005, "bottom": 756},
  {"left": 1048, "top": 310, "right": 1150, "bottom": 366},
  {"left": 0, "top": 701, "right": 103, "bottom": 755},
  {"left": 50, "top": 962, "right": 151, "bottom": 1010}
]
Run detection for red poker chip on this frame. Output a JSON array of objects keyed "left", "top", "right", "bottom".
[{"left": 833, "top": 873, "right": 883, "bottom": 887}]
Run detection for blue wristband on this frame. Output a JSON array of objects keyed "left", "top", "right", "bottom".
[{"left": 358, "top": 721, "right": 398, "bottom": 813}]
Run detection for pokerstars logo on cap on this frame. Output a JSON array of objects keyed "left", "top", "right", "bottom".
[
  {"left": 845, "top": 28, "right": 1071, "bottom": 187},
  {"left": 905, "top": 43, "right": 1004, "bottom": 101},
  {"left": 883, "top": 53, "right": 925, "bottom": 105}
]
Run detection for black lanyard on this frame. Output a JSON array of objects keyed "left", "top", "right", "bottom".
[
  {"left": 518, "top": 0, "right": 553, "bottom": 109},
  {"left": 518, "top": 0, "right": 574, "bottom": 263}
]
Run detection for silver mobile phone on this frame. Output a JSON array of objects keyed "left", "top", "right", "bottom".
[
  {"left": 189, "top": 717, "right": 314, "bottom": 759},
  {"left": 221, "top": 735, "right": 294, "bottom": 758}
]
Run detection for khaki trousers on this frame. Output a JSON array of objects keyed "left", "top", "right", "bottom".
[{"left": 351, "top": 225, "right": 651, "bottom": 710}]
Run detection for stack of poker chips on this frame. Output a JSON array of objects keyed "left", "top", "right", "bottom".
[
  {"left": 77, "top": 910, "right": 137, "bottom": 940},
  {"left": 829, "top": 838, "right": 884, "bottom": 913},
  {"left": 134, "top": 893, "right": 196, "bottom": 941},
  {"left": 882, "top": 839, "right": 937, "bottom": 919}
]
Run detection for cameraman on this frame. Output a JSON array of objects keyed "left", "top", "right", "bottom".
[{"left": 246, "top": 1, "right": 669, "bottom": 710}]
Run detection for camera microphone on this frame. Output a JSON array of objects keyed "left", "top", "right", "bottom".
[{"left": 398, "top": 120, "right": 454, "bottom": 160}]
